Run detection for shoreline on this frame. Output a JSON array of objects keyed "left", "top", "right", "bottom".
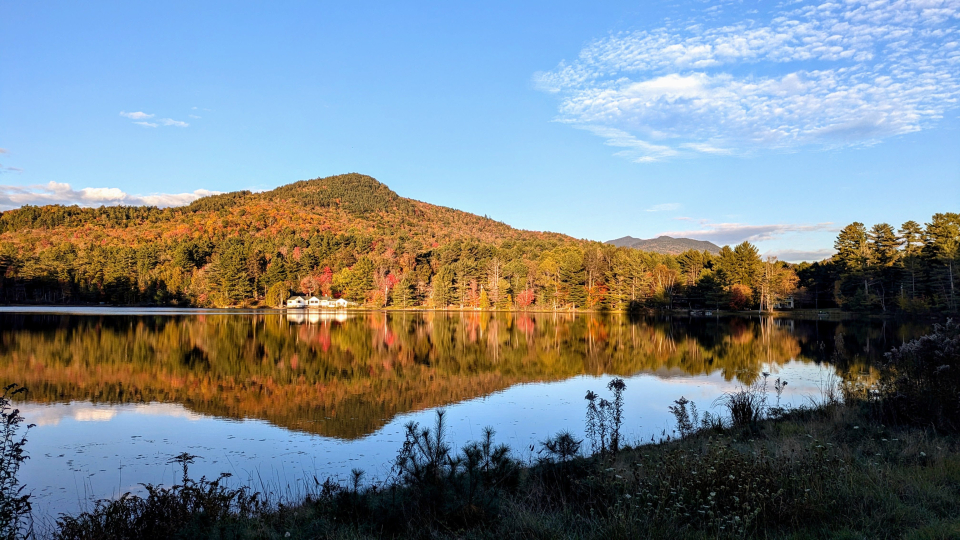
[{"left": 0, "top": 304, "right": 936, "bottom": 321}]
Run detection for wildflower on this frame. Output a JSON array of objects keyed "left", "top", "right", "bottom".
[
  {"left": 285, "top": 534, "right": 291, "bottom": 538},
  {"left": 920, "top": 451, "right": 927, "bottom": 457},
  {"left": 624, "top": 494, "right": 632, "bottom": 499},
  {"left": 853, "top": 426, "right": 859, "bottom": 429}
]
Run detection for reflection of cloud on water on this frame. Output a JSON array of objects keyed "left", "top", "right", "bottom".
[
  {"left": 19, "top": 402, "right": 203, "bottom": 426},
  {"left": 20, "top": 403, "right": 118, "bottom": 426},
  {"left": 642, "top": 360, "right": 838, "bottom": 402},
  {"left": 131, "top": 403, "right": 202, "bottom": 420},
  {"left": 72, "top": 408, "right": 118, "bottom": 422}
]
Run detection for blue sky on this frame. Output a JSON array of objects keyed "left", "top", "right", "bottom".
[{"left": 1, "top": 0, "right": 958, "bottom": 261}]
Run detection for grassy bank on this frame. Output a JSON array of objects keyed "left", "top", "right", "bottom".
[{"left": 6, "top": 322, "right": 960, "bottom": 539}]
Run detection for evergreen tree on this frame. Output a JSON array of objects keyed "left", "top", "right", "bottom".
[
  {"left": 430, "top": 266, "right": 454, "bottom": 308},
  {"left": 923, "top": 213, "right": 960, "bottom": 311},
  {"left": 211, "top": 242, "right": 252, "bottom": 305},
  {"left": 867, "top": 223, "right": 900, "bottom": 311},
  {"left": 899, "top": 221, "right": 924, "bottom": 298},
  {"left": 834, "top": 222, "right": 872, "bottom": 306},
  {"left": 390, "top": 275, "right": 413, "bottom": 308},
  {"left": 730, "top": 242, "right": 762, "bottom": 288},
  {"left": 868, "top": 223, "right": 900, "bottom": 268}
]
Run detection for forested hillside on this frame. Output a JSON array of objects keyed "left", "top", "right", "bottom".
[
  {"left": 606, "top": 236, "right": 721, "bottom": 255},
  {"left": 0, "top": 174, "right": 956, "bottom": 313}
]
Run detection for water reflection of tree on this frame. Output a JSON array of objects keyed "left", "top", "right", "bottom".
[{"left": 0, "top": 313, "right": 916, "bottom": 439}]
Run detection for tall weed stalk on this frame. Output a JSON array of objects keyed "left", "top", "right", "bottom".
[{"left": 584, "top": 378, "right": 627, "bottom": 456}]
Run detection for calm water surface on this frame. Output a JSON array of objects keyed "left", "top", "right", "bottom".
[{"left": 0, "top": 308, "right": 928, "bottom": 519}]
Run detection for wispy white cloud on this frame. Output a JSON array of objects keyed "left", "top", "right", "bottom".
[
  {"left": 763, "top": 248, "right": 836, "bottom": 263},
  {"left": 535, "top": 0, "right": 960, "bottom": 162},
  {"left": 120, "top": 111, "right": 154, "bottom": 120},
  {"left": 0, "top": 181, "right": 218, "bottom": 210},
  {"left": 645, "top": 202, "right": 681, "bottom": 212},
  {"left": 0, "top": 148, "right": 8, "bottom": 154},
  {"left": 577, "top": 125, "right": 678, "bottom": 162},
  {"left": 660, "top": 221, "right": 837, "bottom": 244},
  {"left": 120, "top": 111, "right": 189, "bottom": 128}
]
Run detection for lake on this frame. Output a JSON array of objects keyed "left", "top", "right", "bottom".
[{"left": 0, "top": 308, "right": 928, "bottom": 520}]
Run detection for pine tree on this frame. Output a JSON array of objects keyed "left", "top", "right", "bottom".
[
  {"left": 899, "top": 220, "right": 924, "bottom": 297},
  {"left": 868, "top": 223, "right": 900, "bottom": 268},
  {"left": 868, "top": 223, "right": 900, "bottom": 311},
  {"left": 834, "top": 222, "right": 871, "bottom": 303},
  {"left": 923, "top": 213, "right": 960, "bottom": 311},
  {"left": 731, "top": 242, "right": 762, "bottom": 288}
]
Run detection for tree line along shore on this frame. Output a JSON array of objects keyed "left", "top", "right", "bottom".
[{"left": 0, "top": 174, "right": 956, "bottom": 315}]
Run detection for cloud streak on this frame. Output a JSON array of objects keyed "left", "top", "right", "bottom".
[
  {"left": 763, "top": 248, "right": 836, "bottom": 263},
  {"left": 535, "top": 0, "right": 960, "bottom": 162},
  {"left": 0, "top": 181, "right": 218, "bottom": 210},
  {"left": 120, "top": 111, "right": 189, "bottom": 128},
  {"left": 645, "top": 202, "right": 681, "bottom": 212},
  {"left": 120, "top": 111, "right": 154, "bottom": 120},
  {"left": 660, "top": 221, "right": 837, "bottom": 245}
]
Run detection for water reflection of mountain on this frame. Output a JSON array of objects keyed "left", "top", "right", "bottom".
[{"left": 0, "top": 312, "right": 924, "bottom": 439}]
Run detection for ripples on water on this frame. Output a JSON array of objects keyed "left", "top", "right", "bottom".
[{"left": 0, "top": 308, "right": 929, "bottom": 518}]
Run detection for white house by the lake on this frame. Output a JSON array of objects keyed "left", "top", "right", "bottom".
[
  {"left": 773, "top": 296, "right": 795, "bottom": 309},
  {"left": 285, "top": 294, "right": 351, "bottom": 309},
  {"left": 286, "top": 295, "right": 307, "bottom": 308}
]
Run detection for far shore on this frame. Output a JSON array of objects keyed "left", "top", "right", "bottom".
[{"left": 0, "top": 304, "right": 923, "bottom": 321}]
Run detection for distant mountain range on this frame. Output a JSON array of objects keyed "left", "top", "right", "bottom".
[{"left": 606, "top": 235, "right": 721, "bottom": 255}]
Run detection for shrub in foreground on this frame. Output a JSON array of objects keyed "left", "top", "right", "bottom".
[
  {"left": 876, "top": 319, "right": 960, "bottom": 431},
  {"left": 55, "top": 453, "right": 262, "bottom": 540},
  {"left": 1, "top": 384, "right": 32, "bottom": 540}
]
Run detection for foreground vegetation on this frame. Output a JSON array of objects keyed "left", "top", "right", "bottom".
[
  {"left": 1, "top": 174, "right": 957, "bottom": 314},
  {"left": 2, "top": 320, "right": 958, "bottom": 539}
]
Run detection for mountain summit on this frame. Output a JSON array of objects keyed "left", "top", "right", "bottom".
[{"left": 606, "top": 235, "right": 721, "bottom": 255}]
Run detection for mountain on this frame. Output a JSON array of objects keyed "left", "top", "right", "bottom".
[
  {"left": 0, "top": 173, "right": 713, "bottom": 308},
  {"left": 0, "top": 173, "right": 590, "bottom": 307},
  {"left": 0, "top": 173, "right": 572, "bottom": 247},
  {"left": 606, "top": 235, "right": 721, "bottom": 255}
]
